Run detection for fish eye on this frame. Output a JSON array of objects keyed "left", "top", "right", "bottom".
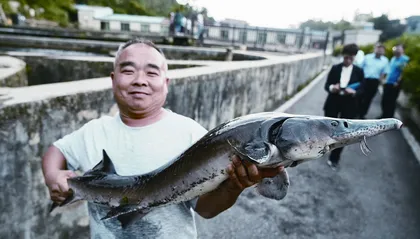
[{"left": 331, "top": 121, "right": 339, "bottom": 127}]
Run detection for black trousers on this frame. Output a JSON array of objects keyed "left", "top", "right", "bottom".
[
  {"left": 381, "top": 83, "right": 401, "bottom": 118},
  {"left": 324, "top": 98, "right": 357, "bottom": 164},
  {"left": 359, "top": 79, "right": 380, "bottom": 118}
]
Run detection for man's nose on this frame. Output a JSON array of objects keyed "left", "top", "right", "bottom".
[{"left": 132, "top": 72, "right": 148, "bottom": 85}]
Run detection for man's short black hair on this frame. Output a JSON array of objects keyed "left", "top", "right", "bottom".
[
  {"left": 341, "top": 43, "right": 359, "bottom": 56},
  {"left": 114, "top": 38, "right": 166, "bottom": 68},
  {"left": 395, "top": 43, "right": 404, "bottom": 49},
  {"left": 375, "top": 43, "right": 385, "bottom": 49},
  {"left": 119, "top": 38, "right": 164, "bottom": 56}
]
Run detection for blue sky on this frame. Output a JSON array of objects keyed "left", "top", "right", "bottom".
[{"left": 184, "top": 0, "right": 420, "bottom": 28}]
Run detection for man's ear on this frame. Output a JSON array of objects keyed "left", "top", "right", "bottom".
[
  {"left": 165, "top": 77, "right": 170, "bottom": 85},
  {"left": 110, "top": 72, "right": 114, "bottom": 81}
]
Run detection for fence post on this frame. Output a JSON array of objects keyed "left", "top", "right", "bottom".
[
  {"left": 254, "top": 26, "right": 258, "bottom": 48},
  {"left": 232, "top": 25, "right": 235, "bottom": 46},
  {"left": 323, "top": 31, "right": 330, "bottom": 55}
]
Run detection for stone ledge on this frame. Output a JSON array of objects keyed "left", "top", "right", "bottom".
[{"left": 0, "top": 56, "right": 27, "bottom": 87}]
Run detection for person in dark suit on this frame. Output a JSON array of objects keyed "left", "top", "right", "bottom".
[{"left": 323, "top": 43, "right": 365, "bottom": 170}]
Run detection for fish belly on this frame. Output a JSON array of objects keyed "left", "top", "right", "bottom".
[{"left": 171, "top": 173, "right": 229, "bottom": 204}]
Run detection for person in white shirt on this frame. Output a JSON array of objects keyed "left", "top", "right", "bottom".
[
  {"left": 41, "top": 39, "right": 284, "bottom": 239},
  {"left": 322, "top": 43, "right": 365, "bottom": 170}
]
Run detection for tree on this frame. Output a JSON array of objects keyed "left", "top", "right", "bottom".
[
  {"left": 369, "top": 14, "right": 407, "bottom": 42},
  {"left": 299, "top": 19, "right": 354, "bottom": 31}
]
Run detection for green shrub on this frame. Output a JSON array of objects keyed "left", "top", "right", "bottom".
[
  {"left": 332, "top": 45, "right": 343, "bottom": 56},
  {"left": 359, "top": 44, "right": 375, "bottom": 55}
]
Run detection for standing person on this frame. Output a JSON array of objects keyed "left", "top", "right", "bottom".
[
  {"left": 169, "top": 12, "right": 175, "bottom": 35},
  {"left": 354, "top": 49, "right": 365, "bottom": 68},
  {"left": 380, "top": 44, "right": 410, "bottom": 118},
  {"left": 358, "top": 43, "right": 389, "bottom": 119},
  {"left": 174, "top": 10, "right": 184, "bottom": 34},
  {"left": 41, "top": 39, "right": 284, "bottom": 239},
  {"left": 323, "top": 43, "right": 365, "bottom": 170}
]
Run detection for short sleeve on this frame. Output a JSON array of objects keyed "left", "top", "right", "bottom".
[
  {"left": 190, "top": 121, "right": 208, "bottom": 144},
  {"left": 53, "top": 121, "right": 93, "bottom": 171}
]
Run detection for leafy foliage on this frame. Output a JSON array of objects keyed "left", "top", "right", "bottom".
[
  {"left": 3, "top": 0, "right": 208, "bottom": 26},
  {"left": 300, "top": 19, "right": 354, "bottom": 31},
  {"left": 369, "top": 14, "right": 407, "bottom": 42},
  {"left": 383, "top": 35, "right": 420, "bottom": 109}
]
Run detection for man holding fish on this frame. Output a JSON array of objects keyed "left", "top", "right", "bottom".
[{"left": 41, "top": 39, "right": 284, "bottom": 239}]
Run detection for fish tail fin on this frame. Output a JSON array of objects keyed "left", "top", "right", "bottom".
[{"left": 48, "top": 188, "right": 82, "bottom": 213}]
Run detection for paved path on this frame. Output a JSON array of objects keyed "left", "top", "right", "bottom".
[{"left": 196, "top": 73, "right": 420, "bottom": 239}]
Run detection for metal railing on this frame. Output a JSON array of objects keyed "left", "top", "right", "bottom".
[{"left": 0, "top": 21, "right": 330, "bottom": 52}]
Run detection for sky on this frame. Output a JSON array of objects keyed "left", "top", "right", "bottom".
[{"left": 183, "top": 0, "right": 420, "bottom": 28}]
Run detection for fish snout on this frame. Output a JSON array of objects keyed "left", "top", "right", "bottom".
[{"left": 330, "top": 118, "right": 403, "bottom": 146}]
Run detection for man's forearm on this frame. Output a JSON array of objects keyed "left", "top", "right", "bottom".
[
  {"left": 42, "top": 145, "right": 67, "bottom": 180},
  {"left": 194, "top": 179, "right": 243, "bottom": 219}
]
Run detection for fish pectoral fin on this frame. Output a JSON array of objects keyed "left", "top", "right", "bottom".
[
  {"left": 256, "top": 169, "right": 290, "bottom": 200},
  {"left": 117, "top": 210, "right": 151, "bottom": 229},
  {"left": 102, "top": 205, "right": 151, "bottom": 229},
  {"left": 228, "top": 139, "right": 272, "bottom": 164}
]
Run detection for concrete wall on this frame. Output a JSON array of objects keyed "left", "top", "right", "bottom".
[
  {"left": 5, "top": 48, "right": 263, "bottom": 86},
  {"left": 0, "top": 56, "right": 27, "bottom": 87},
  {"left": 0, "top": 51, "right": 328, "bottom": 238}
]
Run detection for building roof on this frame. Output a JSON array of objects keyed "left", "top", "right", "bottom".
[
  {"left": 94, "top": 14, "right": 166, "bottom": 24},
  {"left": 74, "top": 4, "right": 113, "bottom": 11}
]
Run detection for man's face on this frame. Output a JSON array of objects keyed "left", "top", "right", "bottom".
[
  {"left": 375, "top": 46, "right": 385, "bottom": 56},
  {"left": 343, "top": 54, "right": 354, "bottom": 66},
  {"left": 393, "top": 45, "right": 403, "bottom": 57},
  {"left": 111, "top": 44, "right": 169, "bottom": 115}
]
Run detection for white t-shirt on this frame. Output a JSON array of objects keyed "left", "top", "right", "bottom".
[{"left": 53, "top": 109, "right": 208, "bottom": 239}]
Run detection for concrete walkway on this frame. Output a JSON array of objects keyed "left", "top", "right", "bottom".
[{"left": 196, "top": 73, "right": 420, "bottom": 239}]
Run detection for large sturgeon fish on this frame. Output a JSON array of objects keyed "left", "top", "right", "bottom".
[{"left": 51, "top": 112, "right": 403, "bottom": 227}]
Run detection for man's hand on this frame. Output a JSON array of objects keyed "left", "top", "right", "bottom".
[
  {"left": 44, "top": 170, "right": 77, "bottom": 204},
  {"left": 330, "top": 84, "right": 340, "bottom": 93},
  {"left": 195, "top": 155, "right": 284, "bottom": 219},
  {"left": 225, "top": 155, "right": 284, "bottom": 193},
  {"left": 344, "top": 87, "right": 356, "bottom": 96}
]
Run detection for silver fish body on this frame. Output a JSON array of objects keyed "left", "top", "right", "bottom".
[{"left": 52, "top": 112, "right": 403, "bottom": 227}]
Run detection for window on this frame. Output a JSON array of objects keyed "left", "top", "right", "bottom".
[
  {"left": 257, "top": 32, "right": 267, "bottom": 45},
  {"left": 220, "top": 29, "right": 229, "bottom": 40},
  {"left": 277, "top": 33, "right": 286, "bottom": 44},
  {"left": 141, "top": 24, "right": 150, "bottom": 33},
  {"left": 239, "top": 30, "right": 247, "bottom": 43},
  {"left": 121, "top": 23, "right": 130, "bottom": 31},
  {"left": 100, "top": 21, "right": 109, "bottom": 30}
]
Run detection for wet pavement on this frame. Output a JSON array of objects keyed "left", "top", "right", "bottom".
[{"left": 196, "top": 71, "right": 420, "bottom": 239}]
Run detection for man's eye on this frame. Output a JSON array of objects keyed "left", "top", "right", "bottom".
[
  {"left": 148, "top": 72, "right": 158, "bottom": 76},
  {"left": 122, "top": 69, "right": 134, "bottom": 74}
]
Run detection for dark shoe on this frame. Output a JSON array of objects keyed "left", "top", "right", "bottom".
[{"left": 327, "top": 159, "right": 338, "bottom": 171}]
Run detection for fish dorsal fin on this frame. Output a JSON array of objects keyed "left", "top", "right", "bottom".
[{"left": 86, "top": 150, "right": 117, "bottom": 175}]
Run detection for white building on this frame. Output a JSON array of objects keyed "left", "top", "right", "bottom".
[
  {"left": 343, "top": 29, "right": 382, "bottom": 46},
  {"left": 74, "top": 4, "right": 169, "bottom": 34}
]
